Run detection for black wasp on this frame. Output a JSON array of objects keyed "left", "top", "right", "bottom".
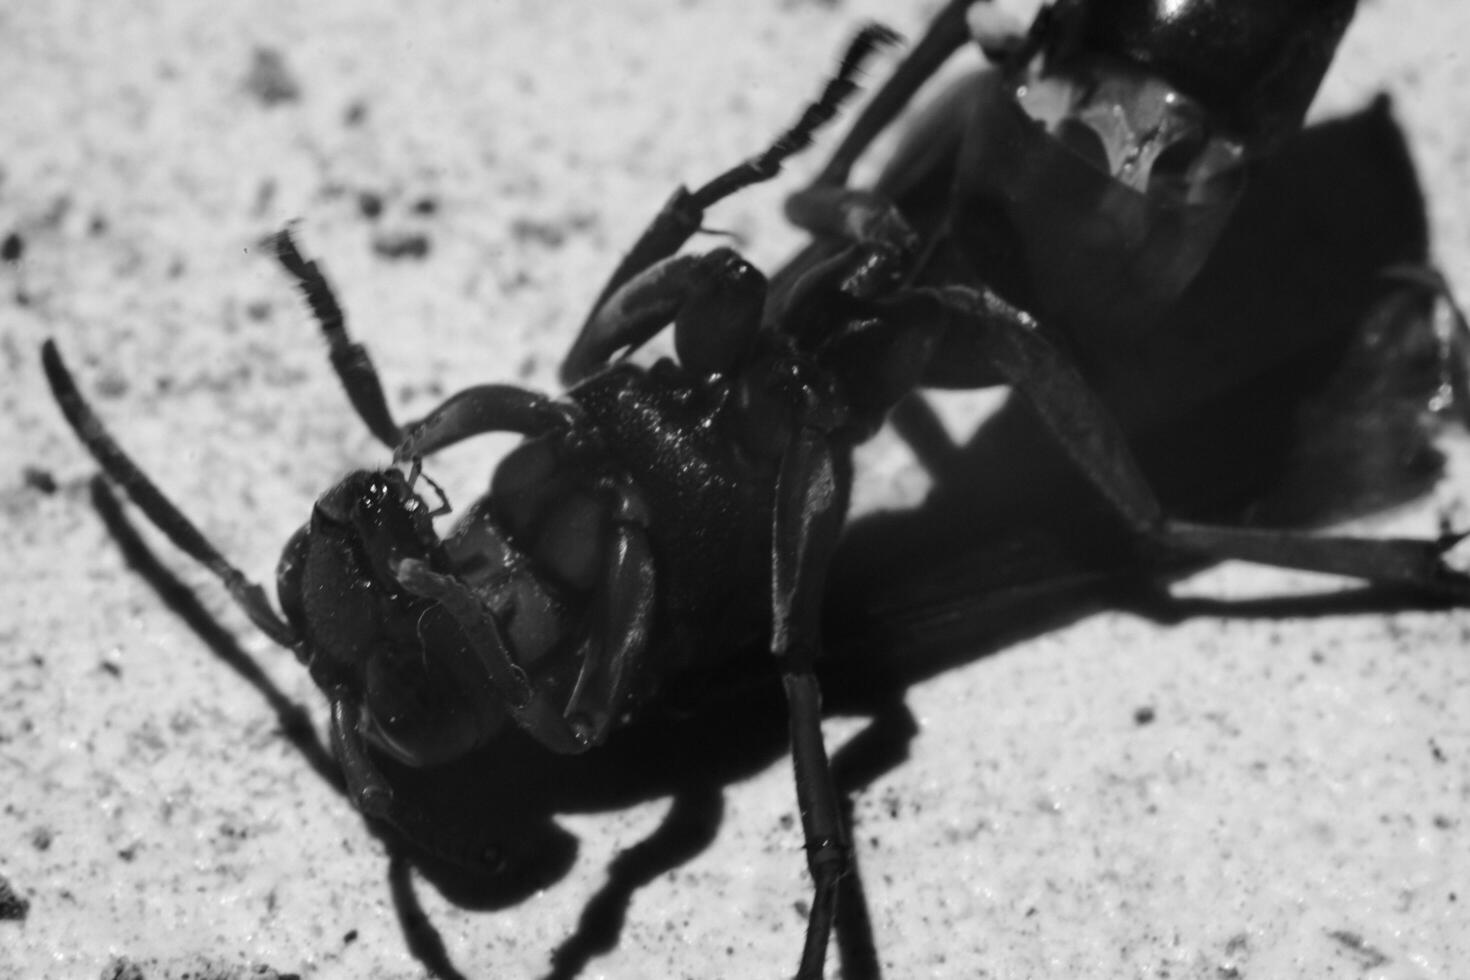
[{"left": 38, "top": 2, "right": 1470, "bottom": 979}]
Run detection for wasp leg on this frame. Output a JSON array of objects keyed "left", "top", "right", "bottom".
[
  {"left": 395, "top": 505, "right": 655, "bottom": 753},
  {"left": 783, "top": 1, "right": 1054, "bottom": 298},
  {"left": 564, "top": 518, "right": 657, "bottom": 745},
  {"left": 886, "top": 392, "right": 969, "bottom": 480},
  {"left": 274, "top": 229, "right": 404, "bottom": 448},
  {"left": 41, "top": 341, "right": 301, "bottom": 648},
  {"left": 329, "top": 697, "right": 500, "bottom": 874},
  {"left": 392, "top": 384, "right": 572, "bottom": 460},
  {"left": 782, "top": 2, "right": 983, "bottom": 300},
  {"left": 567, "top": 24, "right": 899, "bottom": 375},
  {"left": 921, "top": 285, "right": 1470, "bottom": 598},
  {"left": 330, "top": 698, "right": 397, "bottom": 817},
  {"left": 784, "top": 188, "right": 921, "bottom": 302},
  {"left": 771, "top": 425, "right": 853, "bottom": 980},
  {"left": 561, "top": 247, "right": 767, "bottom": 384},
  {"left": 389, "top": 558, "right": 592, "bottom": 755},
  {"left": 777, "top": 62, "right": 995, "bottom": 303}
]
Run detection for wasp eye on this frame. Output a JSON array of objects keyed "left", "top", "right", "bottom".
[{"left": 363, "top": 477, "right": 391, "bottom": 508}]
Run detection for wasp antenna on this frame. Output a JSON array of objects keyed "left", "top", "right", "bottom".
[
  {"left": 273, "top": 227, "right": 405, "bottom": 448},
  {"left": 273, "top": 228, "right": 350, "bottom": 349},
  {"left": 40, "top": 340, "right": 299, "bottom": 649},
  {"left": 761, "top": 23, "right": 904, "bottom": 162},
  {"left": 689, "top": 23, "right": 902, "bottom": 211}
]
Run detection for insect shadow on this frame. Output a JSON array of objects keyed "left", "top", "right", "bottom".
[{"left": 85, "top": 98, "right": 1458, "bottom": 980}]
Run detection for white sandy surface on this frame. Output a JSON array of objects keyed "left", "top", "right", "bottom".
[{"left": 3, "top": 2, "right": 1469, "bottom": 978}]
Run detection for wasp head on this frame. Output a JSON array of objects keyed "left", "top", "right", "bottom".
[{"left": 279, "top": 468, "right": 512, "bottom": 767}]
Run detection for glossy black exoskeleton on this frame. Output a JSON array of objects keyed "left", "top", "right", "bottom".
[
  {"left": 780, "top": 0, "right": 1400, "bottom": 438},
  {"left": 39, "top": 10, "right": 1470, "bottom": 980}
]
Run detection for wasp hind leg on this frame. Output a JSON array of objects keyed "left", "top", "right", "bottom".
[
  {"left": 920, "top": 283, "right": 1470, "bottom": 599},
  {"left": 768, "top": 423, "right": 857, "bottom": 979}
]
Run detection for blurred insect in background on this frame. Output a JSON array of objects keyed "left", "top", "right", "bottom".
[{"left": 773, "top": 0, "right": 1470, "bottom": 645}]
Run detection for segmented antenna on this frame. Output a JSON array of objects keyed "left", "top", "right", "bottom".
[{"left": 689, "top": 23, "right": 902, "bottom": 210}]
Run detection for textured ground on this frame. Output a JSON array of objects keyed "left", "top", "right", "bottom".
[{"left": 3, "top": 1, "right": 1470, "bottom": 978}]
